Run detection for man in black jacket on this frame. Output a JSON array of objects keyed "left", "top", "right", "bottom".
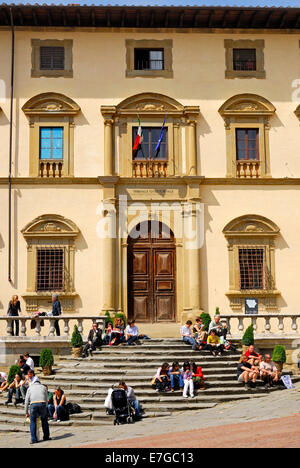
[{"left": 82, "top": 322, "right": 102, "bottom": 358}]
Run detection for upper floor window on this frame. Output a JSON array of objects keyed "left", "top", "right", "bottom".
[
  {"left": 40, "top": 127, "right": 64, "bottom": 160},
  {"left": 126, "top": 40, "right": 173, "bottom": 78},
  {"left": 239, "top": 248, "right": 265, "bottom": 290},
  {"left": 132, "top": 127, "right": 168, "bottom": 160},
  {"left": 134, "top": 49, "right": 164, "bottom": 71},
  {"left": 37, "top": 248, "right": 64, "bottom": 292},
  {"left": 225, "top": 40, "right": 265, "bottom": 79},
  {"left": 236, "top": 129, "right": 259, "bottom": 161},
  {"left": 40, "top": 46, "right": 65, "bottom": 71},
  {"left": 31, "top": 39, "right": 73, "bottom": 78},
  {"left": 233, "top": 49, "right": 256, "bottom": 71}
]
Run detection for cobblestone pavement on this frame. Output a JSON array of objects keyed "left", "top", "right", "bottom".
[{"left": 0, "top": 382, "right": 299, "bottom": 448}]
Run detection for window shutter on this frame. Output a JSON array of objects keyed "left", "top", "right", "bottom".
[{"left": 40, "top": 46, "right": 65, "bottom": 70}]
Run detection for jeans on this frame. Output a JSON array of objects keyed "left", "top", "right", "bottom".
[
  {"left": 30, "top": 403, "right": 50, "bottom": 443},
  {"left": 155, "top": 376, "right": 169, "bottom": 392},
  {"left": 20, "top": 385, "right": 28, "bottom": 400},
  {"left": 130, "top": 399, "right": 141, "bottom": 417},
  {"left": 183, "top": 336, "right": 196, "bottom": 347},
  {"left": 127, "top": 335, "right": 138, "bottom": 345},
  {"left": 7, "top": 387, "right": 22, "bottom": 403},
  {"left": 10, "top": 319, "right": 19, "bottom": 337},
  {"left": 170, "top": 374, "right": 184, "bottom": 389},
  {"left": 48, "top": 404, "right": 68, "bottom": 421}
]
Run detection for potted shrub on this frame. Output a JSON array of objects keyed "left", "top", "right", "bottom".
[
  {"left": 7, "top": 365, "right": 21, "bottom": 385},
  {"left": 71, "top": 325, "right": 83, "bottom": 358},
  {"left": 39, "top": 349, "right": 54, "bottom": 376},
  {"left": 242, "top": 325, "right": 254, "bottom": 354},
  {"left": 215, "top": 307, "right": 220, "bottom": 315},
  {"left": 200, "top": 312, "right": 211, "bottom": 331},
  {"left": 272, "top": 345, "right": 286, "bottom": 373}
]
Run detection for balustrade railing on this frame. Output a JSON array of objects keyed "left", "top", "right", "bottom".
[
  {"left": 133, "top": 161, "right": 168, "bottom": 178},
  {"left": 236, "top": 160, "right": 260, "bottom": 179},
  {"left": 0, "top": 316, "right": 106, "bottom": 338},
  {"left": 40, "top": 160, "right": 63, "bottom": 178},
  {"left": 220, "top": 314, "right": 299, "bottom": 338}
]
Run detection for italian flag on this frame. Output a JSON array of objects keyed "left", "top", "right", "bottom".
[{"left": 133, "top": 116, "right": 143, "bottom": 154}]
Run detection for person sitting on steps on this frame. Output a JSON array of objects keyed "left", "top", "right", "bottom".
[
  {"left": 182, "top": 362, "right": 195, "bottom": 399},
  {"left": 237, "top": 354, "right": 259, "bottom": 390},
  {"left": 208, "top": 315, "right": 228, "bottom": 340},
  {"left": 5, "top": 373, "right": 24, "bottom": 407},
  {"left": 154, "top": 362, "right": 170, "bottom": 393},
  {"left": 169, "top": 362, "right": 184, "bottom": 393},
  {"left": 125, "top": 320, "right": 139, "bottom": 346},
  {"left": 119, "top": 381, "right": 142, "bottom": 420},
  {"left": 82, "top": 322, "right": 103, "bottom": 358},
  {"left": 259, "top": 354, "right": 282, "bottom": 388},
  {"left": 191, "top": 361, "right": 206, "bottom": 390},
  {"left": 180, "top": 321, "right": 196, "bottom": 347},
  {"left": 206, "top": 330, "right": 224, "bottom": 356}
]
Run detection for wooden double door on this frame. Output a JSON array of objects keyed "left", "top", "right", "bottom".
[{"left": 128, "top": 221, "right": 176, "bottom": 323}]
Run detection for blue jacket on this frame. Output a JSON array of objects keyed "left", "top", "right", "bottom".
[{"left": 52, "top": 300, "right": 62, "bottom": 317}]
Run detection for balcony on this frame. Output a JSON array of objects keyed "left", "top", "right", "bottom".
[
  {"left": 132, "top": 161, "right": 168, "bottom": 178},
  {"left": 40, "top": 160, "right": 63, "bottom": 178},
  {"left": 236, "top": 160, "right": 260, "bottom": 179}
]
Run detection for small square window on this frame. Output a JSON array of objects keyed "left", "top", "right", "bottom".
[
  {"left": 40, "top": 46, "right": 65, "bottom": 71},
  {"left": 134, "top": 49, "right": 164, "bottom": 71},
  {"left": 233, "top": 49, "right": 256, "bottom": 71}
]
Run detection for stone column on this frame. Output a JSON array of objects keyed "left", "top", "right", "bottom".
[
  {"left": 182, "top": 203, "right": 201, "bottom": 318},
  {"left": 101, "top": 205, "right": 116, "bottom": 314},
  {"left": 104, "top": 119, "right": 114, "bottom": 176},
  {"left": 187, "top": 119, "right": 197, "bottom": 176}
]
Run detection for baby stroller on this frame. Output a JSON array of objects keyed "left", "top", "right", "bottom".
[{"left": 111, "top": 388, "right": 134, "bottom": 425}]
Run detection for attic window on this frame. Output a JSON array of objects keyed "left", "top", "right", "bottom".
[{"left": 40, "top": 46, "right": 65, "bottom": 71}]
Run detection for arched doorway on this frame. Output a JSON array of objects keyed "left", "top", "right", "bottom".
[{"left": 127, "top": 221, "right": 176, "bottom": 323}]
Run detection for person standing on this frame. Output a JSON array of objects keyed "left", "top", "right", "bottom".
[
  {"left": 51, "top": 294, "right": 62, "bottom": 337},
  {"left": 25, "top": 381, "right": 50, "bottom": 445},
  {"left": 7, "top": 295, "right": 21, "bottom": 337}
]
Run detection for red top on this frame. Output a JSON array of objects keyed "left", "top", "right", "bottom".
[
  {"left": 245, "top": 350, "right": 261, "bottom": 359},
  {"left": 194, "top": 366, "right": 205, "bottom": 380}
]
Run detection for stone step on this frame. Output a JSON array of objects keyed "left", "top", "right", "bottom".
[
  {"left": 56, "top": 359, "right": 239, "bottom": 369},
  {"left": 59, "top": 352, "right": 240, "bottom": 360}
]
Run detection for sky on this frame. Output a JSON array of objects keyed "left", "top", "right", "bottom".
[{"left": 2, "top": 1, "right": 300, "bottom": 8}]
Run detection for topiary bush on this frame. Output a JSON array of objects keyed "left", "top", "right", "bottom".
[
  {"left": 39, "top": 349, "right": 54, "bottom": 368},
  {"left": 71, "top": 325, "right": 83, "bottom": 348},
  {"left": 105, "top": 310, "right": 113, "bottom": 327},
  {"left": 272, "top": 345, "right": 286, "bottom": 364},
  {"left": 242, "top": 325, "right": 254, "bottom": 346},
  {"left": 200, "top": 312, "right": 211, "bottom": 331},
  {"left": 215, "top": 307, "right": 220, "bottom": 315},
  {"left": 7, "top": 365, "right": 21, "bottom": 385}
]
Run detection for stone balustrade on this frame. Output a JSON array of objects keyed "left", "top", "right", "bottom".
[
  {"left": 133, "top": 160, "right": 168, "bottom": 178},
  {"left": 40, "top": 160, "right": 63, "bottom": 178},
  {"left": 236, "top": 160, "right": 260, "bottom": 178},
  {"left": 0, "top": 316, "right": 106, "bottom": 338},
  {"left": 220, "top": 313, "right": 300, "bottom": 338}
]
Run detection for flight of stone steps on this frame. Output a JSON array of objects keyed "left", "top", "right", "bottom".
[{"left": 0, "top": 339, "right": 298, "bottom": 433}]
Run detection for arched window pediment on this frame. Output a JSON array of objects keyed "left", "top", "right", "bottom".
[
  {"left": 223, "top": 215, "right": 280, "bottom": 238},
  {"left": 294, "top": 104, "right": 300, "bottom": 120},
  {"left": 22, "top": 92, "right": 80, "bottom": 117},
  {"left": 101, "top": 93, "right": 199, "bottom": 119},
  {"left": 22, "top": 214, "right": 80, "bottom": 239},
  {"left": 219, "top": 94, "right": 276, "bottom": 118}
]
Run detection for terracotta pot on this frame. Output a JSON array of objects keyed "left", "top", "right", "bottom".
[
  {"left": 72, "top": 347, "right": 82, "bottom": 358},
  {"left": 274, "top": 361, "right": 283, "bottom": 373},
  {"left": 42, "top": 366, "right": 52, "bottom": 376}
]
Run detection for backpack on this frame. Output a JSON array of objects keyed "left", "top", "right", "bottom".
[
  {"left": 66, "top": 403, "right": 82, "bottom": 415},
  {"left": 224, "top": 340, "right": 237, "bottom": 352}
]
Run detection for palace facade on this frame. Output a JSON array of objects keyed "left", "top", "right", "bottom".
[{"left": 0, "top": 4, "right": 300, "bottom": 337}]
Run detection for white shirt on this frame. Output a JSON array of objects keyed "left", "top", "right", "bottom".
[
  {"left": 26, "top": 357, "right": 35, "bottom": 370},
  {"left": 180, "top": 325, "right": 193, "bottom": 337},
  {"left": 126, "top": 325, "right": 139, "bottom": 337},
  {"left": 0, "top": 372, "right": 7, "bottom": 383}
]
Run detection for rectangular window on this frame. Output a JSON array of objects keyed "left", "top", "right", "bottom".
[
  {"left": 40, "top": 127, "right": 64, "bottom": 160},
  {"left": 134, "top": 49, "right": 164, "bottom": 71},
  {"left": 233, "top": 48, "right": 256, "bottom": 71},
  {"left": 40, "top": 46, "right": 65, "bottom": 70},
  {"left": 239, "top": 248, "right": 265, "bottom": 290},
  {"left": 36, "top": 248, "right": 64, "bottom": 292},
  {"left": 133, "top": 127, "right": 168, "bottom": 160},
  {"left": 236, "top": 129, "right": 259, "bottom": 161}
]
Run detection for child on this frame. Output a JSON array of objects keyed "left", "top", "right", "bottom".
[
  {"left": 169, "top": 362, "right": 184, "bottom": 392},
  {"left": 191, "top": 361, "right": 206, "bottom": 390},
  {"left": 182, "top": 362, "right": 194, "bottom": 399}
]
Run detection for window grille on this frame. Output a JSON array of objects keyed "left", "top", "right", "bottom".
[
  {"left": 36, "top": 248, "right": 64, "bottom": 291},
  {"left": 134, "top": 49, "right": 164, "bottom": 71},
  {"left": 239, "top": 248, "right": 265, "bottom": 290},
  {"left": 40, "top": 46, "right": 65, "bottom": 70},
  {"left": 233, "top": 48, "right": 256, "bottom": 71}
]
